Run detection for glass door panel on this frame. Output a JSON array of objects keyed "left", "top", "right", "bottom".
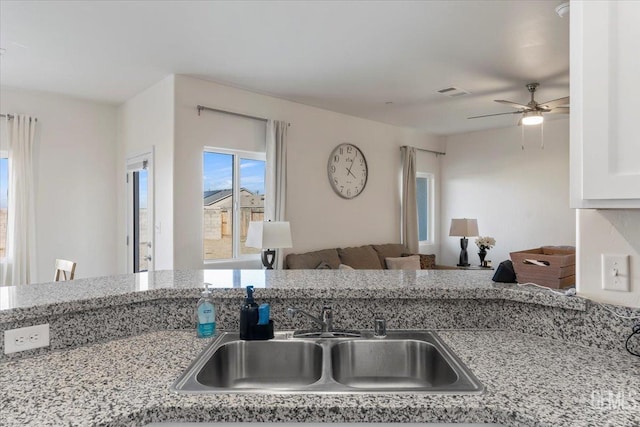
[
  {"left": 239, "top": 158, "right": 265, "bottom": 255},
  {"left": 133, "top": 168, "right": 149, "bottom": 272},
  {"left": 203, "top": 152, "right": 234, "bottom": 260}
]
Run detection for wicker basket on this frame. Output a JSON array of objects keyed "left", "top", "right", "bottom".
[{"left": 509, "top": 246, "right": 576, "bottom": 289}]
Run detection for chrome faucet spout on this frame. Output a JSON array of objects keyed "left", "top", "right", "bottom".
[{"left": 287, "top": 307, "right": 331, "bottom": 332}]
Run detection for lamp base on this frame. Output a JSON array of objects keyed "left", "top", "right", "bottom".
[
  {"left": 457, "top": 237, "right": 470, "bottom": 267},
  {"left": 261, "top": 249, "right": 276, "bottom": 270}
]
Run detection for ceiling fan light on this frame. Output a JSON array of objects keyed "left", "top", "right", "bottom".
[{"left": 522, "top": 111, "right": 544, "bottom": 125}]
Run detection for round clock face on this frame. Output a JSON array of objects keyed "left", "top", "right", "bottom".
[{"left": 327, "top": 143, "right": 368, "bottom": 199}]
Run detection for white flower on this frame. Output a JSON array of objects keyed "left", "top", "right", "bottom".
[{"left": 475, "top": 236, "right": 496, "bottom": 250}]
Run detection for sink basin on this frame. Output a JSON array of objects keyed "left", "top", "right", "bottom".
[
  {"left": 196, "top": 340, "right": 323, "bottom": 389},
  {"left": 172, "top": 330, "right": 484, "bottom": 394},
  {"left": 331, "top": 339, "right": 458, "bottom": 390}
]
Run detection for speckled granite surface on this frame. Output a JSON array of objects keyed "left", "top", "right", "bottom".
[
  {"left": 0, "top": 270, "right": 587, "bottom": 323},
  {"left": 2, "top": 270, "right": 639, "bottom": 361},
  {"left": 1, "top": 330, "right": 638, "bottom": 426}
]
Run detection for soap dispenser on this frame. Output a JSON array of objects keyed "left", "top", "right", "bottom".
[
  {"left": 196, "top": 286, "right": 216, "bottom": 338},
  {"left": 239, "top": 285, "right": 259, "bottom": 339}
]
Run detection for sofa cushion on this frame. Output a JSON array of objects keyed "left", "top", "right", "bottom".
[
  {"left": 386, "top": 255, "right": 421, "bottom": 270},
  {"left": 402, "top": 253, "right": 437, "bottom": 269},
  {"left": 337, "top": 245, "right": 383, "bottom": 269},
  {"left": 285, "top": 249, "right": 341, "bottom": 269},
  {"left": 372, "top": 243, "right": 406, "bottom": 268}
]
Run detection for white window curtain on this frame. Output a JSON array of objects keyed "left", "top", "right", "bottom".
[
  {"left": 1, "top": 115, "right": 38, "bottom": 286},
  {"left": 401, "top": 146, "right": 418, "bottom": 254},
  {"left": 265, "top": 120, "right": 288, "bottom": 269}
]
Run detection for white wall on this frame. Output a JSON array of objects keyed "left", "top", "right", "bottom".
[
  {"left": 173, "top": 75, "right": 444, "bottom": 269},
  {"left": 577, "top": 210, "right": 640, "bottom": 307},
  {"left": 441, "top": 119, "right": 575, "bottom": 267},
  {"left": 117, "top": 76, "right": 175, "bottom": 273},
  {"left": 0, "top": 88, "right": 118, "bottom": 282}
]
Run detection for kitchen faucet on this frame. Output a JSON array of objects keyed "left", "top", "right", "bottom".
[{"left": 287, "top": 305, "right": 333, "bottom": 332}]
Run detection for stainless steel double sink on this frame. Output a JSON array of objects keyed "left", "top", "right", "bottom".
[{"left": 171, "top": 330, "right": 484, "bottom": 394}]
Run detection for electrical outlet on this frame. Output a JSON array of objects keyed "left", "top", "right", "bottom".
[
  {"left": 4, "top": 324, "right": 50, "bottom": 354},
  {"left": 601, "top": 254, "right": 630, "bottom": 292}
]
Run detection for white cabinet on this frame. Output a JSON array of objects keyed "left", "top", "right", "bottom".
[{"left": 570, "top": 0, "right": 640, "bottom": 208}]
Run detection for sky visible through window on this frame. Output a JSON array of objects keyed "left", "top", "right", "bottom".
[
  {"left": 203, "top": 153, "right": 265, "bottom": 194},
  {"left": 138, "top": 169, "right": 147, "bottom": 209}
]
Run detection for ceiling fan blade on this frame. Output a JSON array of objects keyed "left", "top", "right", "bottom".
[
  {"left": 545, "top": 107, "right": 570, "bottom": 114},
  {"left": 495, "top": 100, "right": 531, "bottom": 110},
  {"left": 539, "top": 96, "right": 570, "bottom": 110},
  {"left": 468, "top": 111, "right": 522, "bottom": 119}
]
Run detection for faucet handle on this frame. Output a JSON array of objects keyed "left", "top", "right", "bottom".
[{"left": 321, "top": 306, "right": 333, "bottom": 332}]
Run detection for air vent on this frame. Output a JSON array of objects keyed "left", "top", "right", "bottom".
[{"left": 437, "top": 87, "right": 471, "bottom": 97}]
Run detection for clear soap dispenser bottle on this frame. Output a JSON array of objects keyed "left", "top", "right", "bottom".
[{"left": 196, "top": 286, "right": 216, "bottom": 338}]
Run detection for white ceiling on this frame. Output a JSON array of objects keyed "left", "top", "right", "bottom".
[{"left": 0, "top": 0, "right": 569, "bottom": 135}]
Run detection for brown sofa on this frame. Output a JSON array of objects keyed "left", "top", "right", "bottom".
[{"left": 284, "top": 243, "right": 445, "bottom": 270}]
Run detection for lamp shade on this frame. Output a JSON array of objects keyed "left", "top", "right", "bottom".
[
  {"left": 449, "top": 218, "right": 479, "bottom": 237},
  {"left": 245, "top": 221, "right": 293, "bottom": 249}
]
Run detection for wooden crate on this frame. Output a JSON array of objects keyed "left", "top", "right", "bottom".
[{"left": 509, "top": 246, "right": 576, "bottom": 289}]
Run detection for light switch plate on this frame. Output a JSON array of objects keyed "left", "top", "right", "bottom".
[
  {"left": 601, "top": 254, "right": 630, "bottom": 292},
  {"left": 4, "top": 324, "right": 50, "bottom": 354}
]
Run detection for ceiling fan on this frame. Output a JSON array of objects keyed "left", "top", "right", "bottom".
[{"left": 468, "top": 83, "right": 570, "bottom": 125}]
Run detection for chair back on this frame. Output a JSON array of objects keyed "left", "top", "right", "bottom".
[{"left": 54, "top": 259, "right": 76, "bottom": 281}]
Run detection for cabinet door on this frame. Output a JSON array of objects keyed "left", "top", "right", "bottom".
[{"left": 570, "top": 1, "right": 640, "bottom": 208}]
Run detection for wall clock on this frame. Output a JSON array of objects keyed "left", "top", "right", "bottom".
[{"left": 327, "top": 143, "right": 368, "bottom": 199}]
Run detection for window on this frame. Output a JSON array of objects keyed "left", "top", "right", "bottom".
[
  {"left": 0, "top": 155, "right": 7, "bottom": 258},
  {"left": 416, "top": 172, "right": 434, "bottom": 245},
  {"left": 203, "top": 148, "right": 266, "bottom": 261}
]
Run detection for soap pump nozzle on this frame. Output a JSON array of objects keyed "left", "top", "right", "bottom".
[
  {"left": 201, "top": 283, "right": 213, "bottom": 298},
  {"left": 245, "top": 285, "right": 255, "bottom": 304}
]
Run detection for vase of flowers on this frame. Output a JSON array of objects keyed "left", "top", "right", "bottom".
[{"left": 475, "top": 236, "right": 496, "bottom": 267}]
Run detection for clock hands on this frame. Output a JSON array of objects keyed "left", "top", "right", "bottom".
[{"left": 345, "top": 150, "right": 358, "bottom": 178}]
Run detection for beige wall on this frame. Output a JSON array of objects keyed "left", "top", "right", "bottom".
[
  {"left": 577, "top": 209, "right": 640, "bottom": 307},
  {"left": 1, "top": 88, "right": 118, "bottom": 282},
  {"left": 117, "top": 75, "right": 175, "bottom": 272},
  {"left": 173, "top": 75, "right": 444, "bottom": 269},
  {"left": 441, "top": 119, "right": 575, "bottom": 267}
]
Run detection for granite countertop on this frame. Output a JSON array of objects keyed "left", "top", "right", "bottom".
[
  {"left": 0, "top": 269, "right": 587, "bottom": 323},
  {"left": 1, "top": 329, "right": 638, "bottom": 426}
]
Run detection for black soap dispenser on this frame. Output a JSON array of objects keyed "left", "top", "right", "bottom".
[{"left": 239, "top": 285, "right": 259, "bottom": 340}]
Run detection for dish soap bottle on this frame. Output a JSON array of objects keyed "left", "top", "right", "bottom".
[
  {"left": 196, "top": 286, "right": 216, "bottom": 338},
  {"left": 239, "top": 285, "right": 259, "bottom": 340}
]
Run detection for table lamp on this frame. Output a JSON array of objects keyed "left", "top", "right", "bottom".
[
  {"left": 449, "top": 218, "right": 479, "bottom": 267},
  {"left": 245, "top": 221, "right": 293, "bottom": 269}
]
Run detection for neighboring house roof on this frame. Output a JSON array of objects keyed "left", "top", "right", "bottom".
[
  {"left": 203, "top": 188, "right": 262, "bottom": 206},
  {"left": 203, "top": 189, "right": 233, "bottom": 206}
]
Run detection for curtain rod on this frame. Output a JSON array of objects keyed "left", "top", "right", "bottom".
[
  {"left": 0, "top": 113, "right": 38, "bottom": 122},
  {"left": 197, "top": 105, "right": 267, "bottom": 122},
  {"left": 401, "top": 145, "right": 445, "bottom": 156},
  {"left": 196, "top": 105, "right": 289, "bottom": 126}
]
